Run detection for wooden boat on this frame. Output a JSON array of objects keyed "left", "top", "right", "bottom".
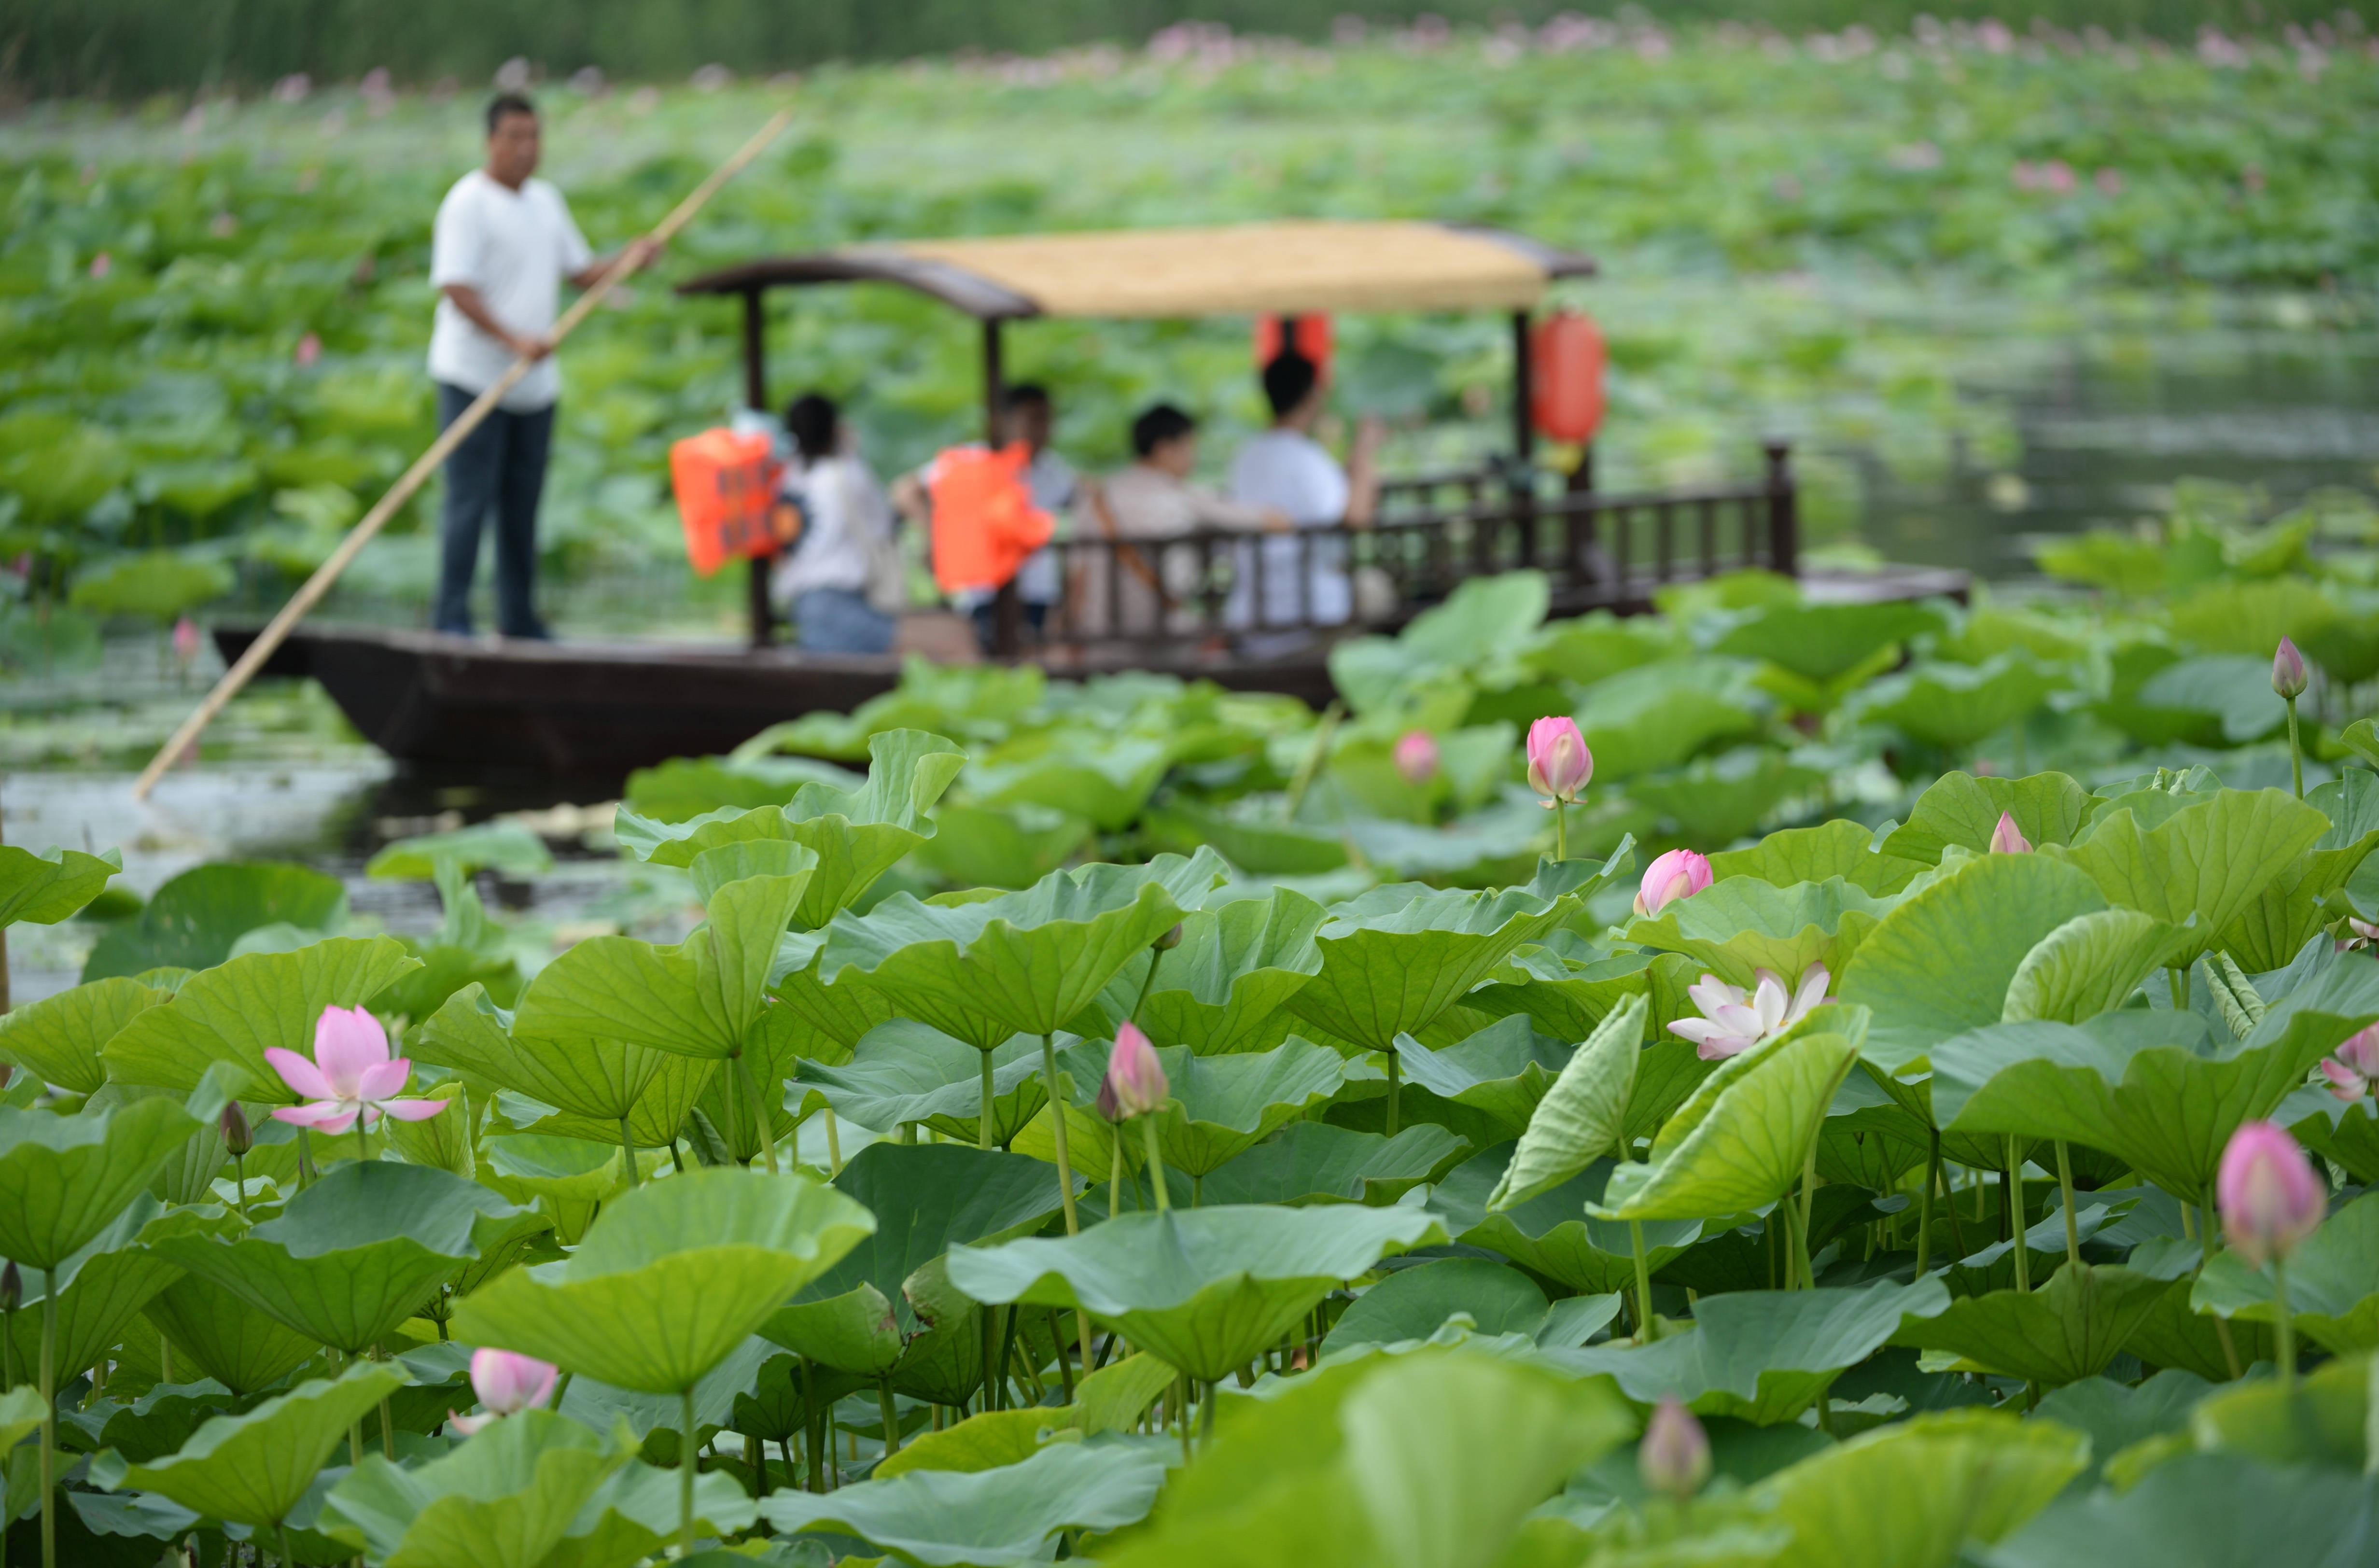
[{"left": 219, "top": 219, "right": 1968, "bottom": 778}]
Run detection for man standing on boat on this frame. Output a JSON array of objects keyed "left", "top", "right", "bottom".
[{"left": 427, "top": 92, "right": 655, "bottom": 639}]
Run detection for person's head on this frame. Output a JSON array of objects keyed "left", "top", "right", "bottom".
[
  {"left": 485, "top": 94, "right": 540, "bottom": 188},
  {"left": 1261, "top": 350, "right": 1322, "bottom": 428},
  {"left": 1003, "top": 383, "right": 1053, "bottom": 452},
  {"left": 785, "top": 392, "right": 840, "bottom": 462},
  {"left": 1131, "top": 403, "right": 1199, "bottom": 477}
]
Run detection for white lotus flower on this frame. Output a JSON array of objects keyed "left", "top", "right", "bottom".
[{"left": 1666, "top": 963, "right": 1831, "bottom": 1061}]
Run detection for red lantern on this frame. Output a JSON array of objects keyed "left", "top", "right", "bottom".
[
  {"left": 1530, "top": 310, "right": 1606, "bottom": 444},
  {"left": 1254, "top": 313, "right": 1333, "bottom": 381}
]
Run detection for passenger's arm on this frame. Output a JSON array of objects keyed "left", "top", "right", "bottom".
[
  {"left": 1343, "top": 415, "right": 1385, "bottom": 528},
  {"left": 439, "top": 283, "right": 549, "bottom": 361}
]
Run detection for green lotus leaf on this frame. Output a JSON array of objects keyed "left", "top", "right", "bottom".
[
  {"left": 1574, "top": 659, "right": 1766, "bottom": 780},
  {"left": 1891, "top": 1263, "right": 2167, "bottom": 1386},
  {"left": 1418, "top": 1145, "right": 1692, "bottom": 1294},
  {"left": 914, "top": 801, "right": 1096, "bottom": 889},
  {"left": 1627, "top": 748, "right": 1830, "bottom": 846},
  {"left": 1485, "top": 994, "right": 1646, "bottom": 1208},
  {"left": 0, "top": 842, "right": 119, "bottom": 930},
  {"left": 1079, "top": 889, "right": 1328, "bottom": 1055},
  {"left": 0, "top": 1194, "right": 178, "bottom": 1380},
  {"left": 100, "top": 936, "right": 421, "bottom": 1100},
  {"left": 1815, "top": 1068, "right": 1933, "bottom": 1192},
  {"left": 1144, "top": 798, "right": 1350, "bottom": 877},
  {"left": 1392, "top": 1015, "right": 1572, "bottom": 1145},
  {"left": 795, "top": 1023, "right": 1049, "bottom": 1143},
  {"left": 1708, "top": 818, "right": 1928, "bottom": 896},
  {"left": 1714, "top": 599, "right": 1947, "bottom": 684},
  {"left": 367, "top": 822, "right": 555, "bottom": 882},
  {"left": 1977, "top": 1453, "right": 2375, "bottom": 1568},
  {"left": 756, "top": 1440, "right": 1169, "bottom": 1567},
  {"left": 479, "top": 1134, "right": 620, "bottom": 1246},
  {"left": 1626, "top": 876, "right": 1893, "bottom": 993},
  {"left": 502, "top": 1051, "right": 717, "bottom": 1153},
  {"left": 143, "top": 1270, "right": 320, "bottom": 1396},
  {"left": 967, "top": 732, "right": 1174, "bottom": 833},
  {"left": 1192, "top": 1122, "right": 1469, "bottom": 1208},
  {"left": 81, "top": 861, "right": 349, "bottom": 981},
  {"left": 2212, "top": 771, "right": 2379, "bottom": 973},
  {"left": 88, "top": 1361, "right": 407, "bottom": 1529},
  {"left": 1553, "top": 1277, "right": 1950, "bottom": 1424},
  {"left": 872, "top": 1407, "right": 1064, "bottom": 1479},
  {"left": 948, "top": 1204, "right": 1444, "bottom": 1383},
  {"left": 1878, "top": 770, "right": 2101, "bottom": 865},
  {"left": 2120, "top": 1275, "right": 2276, "bottom": 1384},
  {"left": 2341, "top": 717, "right": 2379, "bottom": 770},
  {"left": 1852, "top": 653, "right": 2065, "bottom": 751},
  {"left": 2000, "top": 909, "right": 2191, "bottom": 1024},
  {"left": 1319, "top": 1257, "right": 1551, "bottom": 1354},
  {"left": 1329, "top": 571, "right": 1551, "bottom": 712},
  {"left": 153, "top": 1160, "right": 547, "bottom": 1353},
  {"left": 1840, "top": 852, "right": 2106, "bottom": 1075},
  {"left": 1287, "top": 864, "right": 1616, "bottom": 1055},
  {"left": 2183, "top": 1351, "right": 2375, "bottom": 1471},
  {"left": 812, "top": 851, "right": 1230, "bottom": 1049},
  {"left": 1596, "top": 1010, "right": 1866, "bottom": 1222},
  {"left": 2191, "top": 1189, "right": 2379, "bottom": 1354},
  {"left": 2135, "top": 654, "right": 2289, "bottom": 743},
  {"left": 1099, "top": 1345, "right": 1632, "bottom": 1568},
  {"left": 319, "top": 1407, "right": 637, "bottom": 1568},
  {"left": 627, "top": 751, "right": 865, "bottom": 820},
  {"left": 2050, "top": 787, "right": 2331, "bottom": 968},
  {"left": 2293, "top": 1094, "right": 2379, "bottom": 1185},
  {"left": 2030, "top": 1370, "right": 2212, "bottom": 1486},
  {"left": 415, "top": 984, "right": 676, "bottom": 1130},
  {"left": 763, "top": 1281, "right": 906, "bottom": 1376},
  {"left": 0, "top": 977, "right": 169, "bottom": 1095},
  {"left": 1155, "top": 1039, "right": 1347, "bottom": 1177},
  {"left": 0, "top": 1089, "right": 205, "bottom": 1269},
  {"left": 453, "top": 1167, "right": 875, "bottom": 1394},
  {"left": 534, "top": 1455, "right": 759, "bottom": 1568},
  {"left": 1463, "top": 946, "right": 1655, "bottom": 1041},
  {"left": 1755, "top": 1407, "right": 2088, "bottom": 1568}
]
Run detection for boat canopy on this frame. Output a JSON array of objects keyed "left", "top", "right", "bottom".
[{"left": 676, "top": 220, "right": 1595, "bottom": 320}]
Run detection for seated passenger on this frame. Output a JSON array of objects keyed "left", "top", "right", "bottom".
[
  {"left": 1225, "top": 350, "right": 1384, "bottom": 633},
  {"left": 1078, "top": 403, "right": 1286, "bottom": 638},
  {"left": 772, "top": 392, "right": 898, "bottom": 655}
]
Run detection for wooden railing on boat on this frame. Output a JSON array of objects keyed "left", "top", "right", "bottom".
[{"left": 1021, "top": 440, "right": 1796, "bottom": 657}]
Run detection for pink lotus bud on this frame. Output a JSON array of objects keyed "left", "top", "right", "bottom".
[
  {"left": 1102, "top": 1022, "right": 1169, "bottom": 1120},
  {"left": 294, "top": 332, "right": 322, "bottom": 367},
  {"left": 1633, "top": 850, "right": 1712, "bottom": 918},
  {"left": 1525, "top": 716, "right": 1592, "bottom": 805},
  {"left": 2271, "top": 637, "right": 2309, "bottom": 700},
  {"left": 89, "top": 252, "right": 112, "bottom": 280},
  {"left": 469, "top": 1348, "right": 558, "bottom": 1417},
  {"left": 172, "top": 616, "right": 201, "bottom": 662},
  {"left": 1637, "top": 1395, "right": 1710, "bottom": 1501},
  {"left": 2217, "top": 1120, "right": 2324, "bottom": 1268},
  {"left": 2320, "top": 1022, "right": 2379, "bottom": 1101},
  {"left": 1394, "top": 729, "right": 1440, "bottom": 786},
  {"left": 218, "top": 1102, "right": 252, "bottom": 1156},
  {"left": 1989, "top": 812, "right": 2032, "bottom": 854}
]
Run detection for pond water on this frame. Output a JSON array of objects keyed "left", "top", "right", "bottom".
[{"left": 7, "top": 315, "right": 2373, "bottom": 1004}]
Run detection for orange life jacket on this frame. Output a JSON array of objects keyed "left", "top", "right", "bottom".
[
  {"left": 669, "top": 428, "right": 781, "bottom": 577},
  {"left": 927, "top": 442, "right": 1054, "bottom": 594}
]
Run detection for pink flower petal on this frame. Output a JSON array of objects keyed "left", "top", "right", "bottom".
[
  {"left": 377, "top": 1096, "right": 454, "bottom": 1121},
  {"left": 1694, "top": 1034, "right": 1756, "bottom": 1062},
  {"left": 313, "top": 1005, "right": 390, "bottom": 1095},
  {"left": 353, "top": 1057, "right": 411, "bottom": 1103},
  {"left": 271, "top": 1102, "right": 359, "bottom": 1134},
  {"left": 2319, "top": 1058, "right": 2368, "bottom": 1102},
  {"left": 263, "top": 1047, "right": 334, "bottom": 1101}
]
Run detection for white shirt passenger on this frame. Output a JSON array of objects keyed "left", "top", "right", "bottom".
[
  {"left": 774, "top": 454, "right": 895, "bottom": 603},
  {"left": 1227, "top": 428, "right": 1353, "bottom": 628},
  {"left": 427, "top": 170, "right": 592, "bottom": 412}
]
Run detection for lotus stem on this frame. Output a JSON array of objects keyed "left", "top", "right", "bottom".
[
  {"left": 1048, "top": 1309, "right": 1075, "bottom": 1403},
  {"left": 354, "top": 1120, "right": 368, "bottom": 1168},
  {"left": 1191, "top": 1174, "right": 1203, "bottom": 1208},
  {"left": 1176, "top": 1373, "right": 1192, "bottom": 1467},
  {"left": 2007, "top": 1138, "right": 2029, "bottom": 1292},
  {"left": 2285, "top": 697, "right": 2304, "bottom": 799},
  {"left": 1141, "top": 1115, "right": 1172, "bottom": 1213},
  {"left": 1039, "top": 1036, "right": 1080, "bottom": 1235},
  {"left": 1283, "top": 700, "right": 1342, "bottom": 821},
  {"left": 1200, "top": 1380, "right": 1217, "bottom": 1451},
  {"left": 1940, "top": 1159, "right": 1969, "bottom": 1258},
  {"left": 824, "top": 1111, "right": 843, "bottom": 1177},
  {"left": 1630, "top": 1220, "right": 1657, "bottom": 1344},
  {"left": 232, "top": 1151, "right": 249, "bottom": 1217},
  {"left": 1384, "top": 1054, "right": 1401, "bottom": 1139},
  {"left": 1129, "top": 951, "right": 1161, "bottom": 1032},
  {"left": 1, "top": 1302, "right": 13, "bottom": 1391},
  {"left": 276, "top": 1522, "right": 296, "bottom": 1568},
  {"left": 1554, "top": 799, "right": 1569, "bottom": 863},
  {"left": 733, "top": 1051, "right": 779, "bottom": 1173},
  {"left": 878, "top": 1378, "right": 902, "bottom": 1454},
  {"left": 2169, "top": 966, "right": 2188, "bottom": 1012},
  {"left": 679, "top": 1387, "right": 698, "bottom": 1554},
  {"left": 1916, "top": 1131, "right": 1938, "bottom": 1276},
  {"left": 979, "top": 1049, "right": 998, "bottom": 1152},
  {"left": 2272, "top": 1258, "right": 2297, "bottom": 1395},
  {"left": 295, "top": 1128, "right": 315, "bottom": 1190},
  {"left": 1108, "top": 1134, "right": 1123, "bottom": 1220},
  {"left": 2055, "top": 1141, "right": 2082, "bottom": 1268},
  {"left": 39, "top": 1273, "right": 55, "bottom": 1568},
  {"left": 618, "top": 1117, "right": 638, "bottom": 1189}
]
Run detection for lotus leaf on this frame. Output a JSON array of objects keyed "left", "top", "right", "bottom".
[
  {"left": 1573, "top": 659, "right": 1766, "bottom": 780},
  {"left": 453, "top": 1167, "right": 875, "bottom": 1394},
  {"left": 81, "top": 861, "right": 349, "bottom": 981},
  {"left": 1628, "top": 748, "right": 1831, "bottom": 845},
  {"left": 2052, "top": 787, "right": 2331, "bottom": 968},
  {"left": 319, "top": 1407, "right": 637, "bottom": 1568},
  {"left": 2191, "top": 1190, "right": 2379, "bottom": 1353},
  {"left": 88, "top": 1362, "right": 407, "bottom": 1528},
  {"left": 1486, "top": 994, "right": 1646, "bottom": 1208},
  {"left": 2000, "top": 910, "right": 2191, "bottom": 1024},
  {"left": 795, "top": 1024, "right": 1049, "bottom": 1143},
  {"left": 1853, "top": 653, "right": 2065, "bottom": 751},
  {"left": 0, "top": 1090, "right": 205, "bottom": 1269},
  {"left": 756, "top": 1440, "right": 1168, "bottom": 1566},
  {"left": 1320, "top": 1258, "right": 1551, "bottom": 1353},
  {"left": 914, "top": 801, "right": 1096, "bottom": 889},
  {"left": 1709, "top": 818, "right": 1928, "bottom": 896},
  {"left": 1878, "top": 771, "right": 2101, "bottom": 866},
  {"left": 2212, "top": 771, "right": 2379, "bottom": 972},
  {"left": 1626, "top": 875, "right": 1891, "bottom": 993},
  {"left": 414, "top": 984, "right": 680, "bottom": 1137},
  {"left": 948, "top": 1204, "right": 1444, "bottom": 1382},
  {"left": 1191, "top": 1122, "right": 1468, "bottom": 1207},
  {"left": 2183, "top": 1351, "right": 2376, "bottom": 1471},
  {"left": 0, "top": 977, "right": 169, "bottom": 1095},
  {"left": 0, "top": 843, "right": 119, "bottom": 931},
  {"left": 1892, "top": 1263, "right": 2167, "bottom": 1386},
  {"left": 1079, "top": 889, "right": 1328, "bottom": 1055},
  {"left": 1714, "top": 599, "right": 1945, "bottom": 684},
  {"left": 967, "top": 732, "right": 1175, "bottom": 833},
  {"left": 1463, "top": 946, "right": 1655, "bottom": 1041},
  {"left": 367, "top": 822, "right": 555, "bottom": 882},
  {"left": 0, "top": 1195, "right": 179, "bottom": 1381},
  {"left": 1391, "top": 1015, "right": 1573, "bottom": 1143},
  {"left": 2030, "top": 1370, "right": 2212, "bottom": 1484},
  {"left": 142, "top": 1270, "right": 321, "bottom": 1396},
  {"left": 1154, "top": 1039, "right": 1346, "bottom": 1176},
  {"left": 1977, "top": 1453, "right": 2378, "bottom": 1568},
  {"left": 100, "top": 936, "right": 421, "bottom": 1099}
]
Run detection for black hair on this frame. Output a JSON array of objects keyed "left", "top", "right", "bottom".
[
  {"left": 785, "top": 392, "right": 839, "bottom": 461},
  {"left": 1260, "top": 350, "right": 1318, "bottom": 419},
  {"left": 1131, "top": 403, "right": 1197, "bottom": 458},
  {"left": 486, "top": 93, "right": 537, "bottom": 135},
  {"left": 1004, "top": 382, "right": 1051, "bottom": 411}
]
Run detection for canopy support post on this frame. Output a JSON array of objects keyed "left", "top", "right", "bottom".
[
  {"left": 742, "top": 287, "right": 775, "bottom": 650},
  {"left": 1764, "top": 439, "right": 1799, "bottom": 578},
  {"left": 984, "top": 318, "right": 1022, "bottom": 658},
  {"left": 1510, "top": 309, "right": 1539, "bottom": 569}
]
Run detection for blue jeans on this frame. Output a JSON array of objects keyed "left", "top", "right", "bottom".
[
  {"left": 793, "top": 588, "right": 895, "bottom": 654},
  {"left": 434, "top": 382, "right": 554, "bottom": 637}
]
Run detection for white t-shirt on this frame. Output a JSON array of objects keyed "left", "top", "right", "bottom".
[
  {"left": 774, "top": 454, "right": 895, "bottom": 603},
  {"left": 427, "top": 171, "right": 592, "bottom": 411},
  {"left": 1226, "top": 428, "right": 1352, "bottom": 628}
]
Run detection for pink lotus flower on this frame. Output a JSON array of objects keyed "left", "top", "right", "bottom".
[
  {"left": 2319, "top": 1022, "right": 2379, "bottom": 1102},
  {"left": 88, "top": 252, "right": 112, "bottom": 280},
  {"left": 171, "top": 616, "right": 200, "bottom": 663},
  {"left": 1637, "top": 1395, "right": 1710, "bottom": 1501},
  {"left": 449, "top": 1348, "right": 557, "bottom": 1435},
  {"left": 2095, "top": 166, "right": 2124, "bottom": 196},
  {"left": 2343, "top": 917, "right": 2379, "bottom": 952},
  {"left": 1394, "top": 729, "right": 1439, "bottom": 786},
  {"left": 1668, "top": 963, "right": 1830, "bottom": 1061},
  {"left": 1099, "top": 1022, "right": 1168, "bottom": 1120},
  {"left": 1525, "top": 716, "right": 1592, "bottom": 806},
  {"left": 2272, "top": 636, "right": 2309, "bottom": 700},
  {"left": 2217, "top": 1120, "right": 2324, "bottom": 1268},
  {"left": 1989, "top": 812, "right": 2032, "bottom": 854},
  {"left": 265, "top": 1004, "right": 450, "bottom": 1134},
  {"left": 1634, "top": 850, "right": 1712, "bottom": 918},
  {"left": 294, "top": 332, "right": 322, "bottom": 368}
]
